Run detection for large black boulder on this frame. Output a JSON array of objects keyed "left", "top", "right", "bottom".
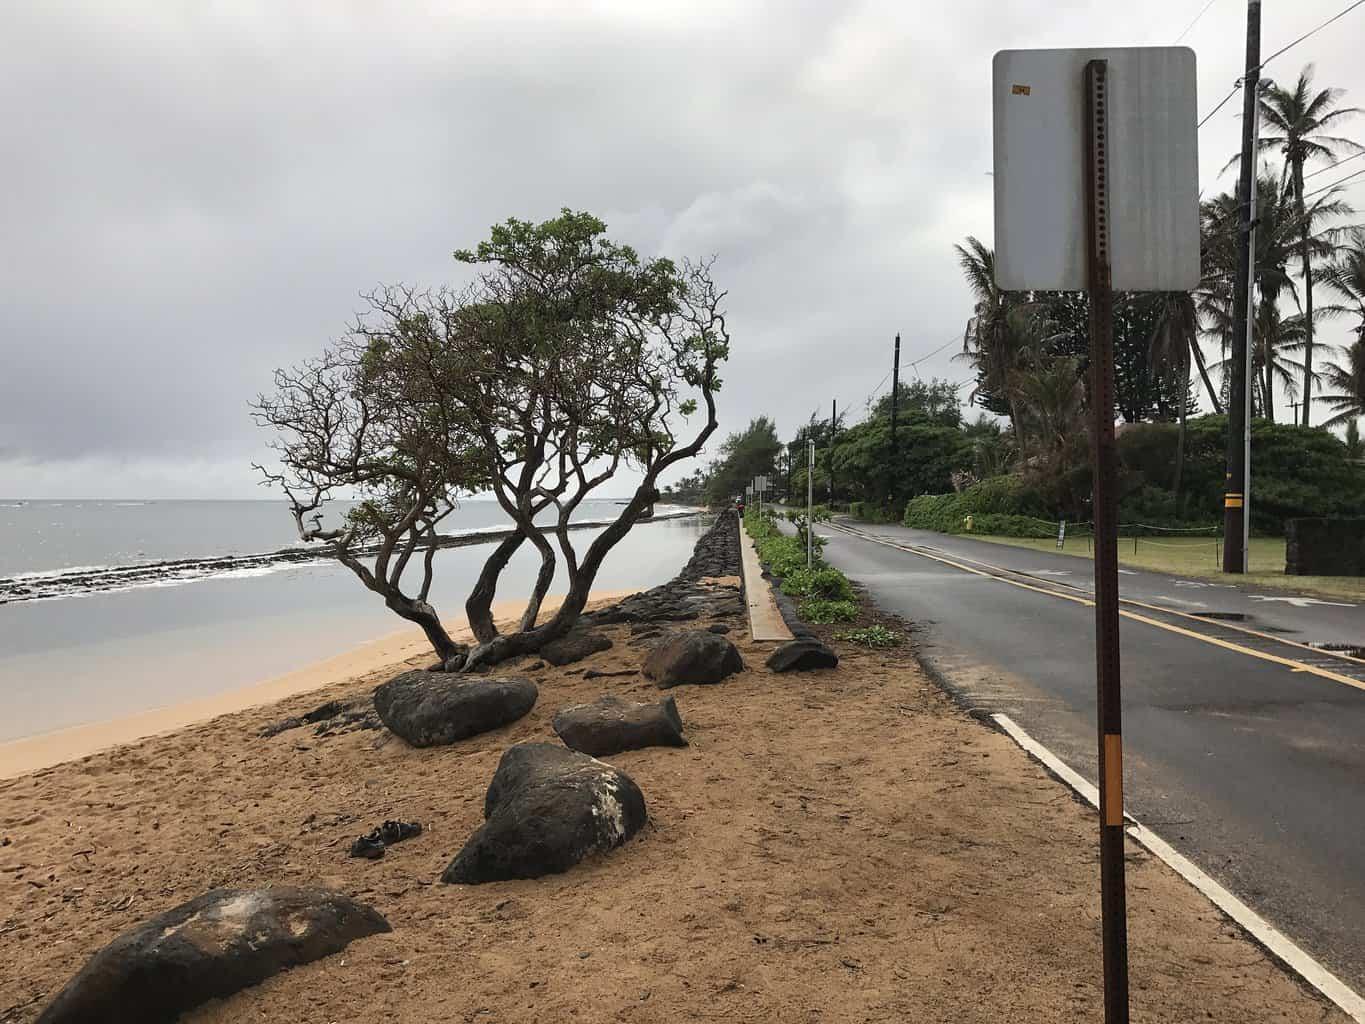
[
  {"left": 442, "top": 743, "right": 647, "bottom": 884},
  {"left": 373, "top": 671, "right": 537, "bottom": 747},
  {"left": 765, "top": 638, "right": 840, "bottom": 673},
  {"left": 642, "top": 630, "right": 744, "bottom": 688},
  {"left": 540, "top": 629, "right": 614, "bottom": 667},
  {"left": 552, "top": 695, "right": 687, "bottom": 756},
  {"left": 36, "top": 887, "right": 390, "bottom": 1024}
]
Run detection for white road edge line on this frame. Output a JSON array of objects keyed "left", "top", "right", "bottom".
[{"left": 992, "top": 712, "right": 1365, "bottom": 1022}]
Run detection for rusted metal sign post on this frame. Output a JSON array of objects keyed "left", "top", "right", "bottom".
[
  {"left": 993, "top": 46, "right": 1198, "bottom": 1024},
  {"left": 1082, "top": 58, "right": 1129, "bottom": 1021}
]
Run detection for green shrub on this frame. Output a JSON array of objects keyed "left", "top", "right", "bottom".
[
  {"left": 835, "top": 625, "right": 904, "bottom": 648},
  {"left": 902, "top": 475, "right": 1053, "bottom": 533},
  {"left": 799, "top": 598, "right": 858, "bottom": 623},
  {"left": 780, "top": 566, "right": 855, "bottom": 601},
  {"left": 848, "top": 500, "right": 865, "bottom": 520}
]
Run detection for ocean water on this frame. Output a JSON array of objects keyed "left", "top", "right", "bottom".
[
  {"left": 0, "top": 497, "right": 648, "bottom": 577},
  {"left": 0, "top": 499, "right": 704, "bottom": 742}
]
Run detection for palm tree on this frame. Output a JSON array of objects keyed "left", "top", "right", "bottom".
[
  {"left": 1146, "top": 292, "right": 1200, "bottom": 494},
  {"left": 1201, "top": 170, "right": 1347, "bottom": 420},
  {"left": 1317, "top": 234, "right": 1365, "bottom": 428},
  {"left": 1316, "top": 339, "right": 1365, "bottom": 427},
  {"left": 956, "top": 237, "right": 1025, "bottom": 429},
  {"left": 1256, "top": 65, "right": 1362, "bottom": 424},
  {"left": 1320, "top": 231, "right": 1365, "bottom": 342}
]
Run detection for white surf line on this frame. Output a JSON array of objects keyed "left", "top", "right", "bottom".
[{"left": 992, "top": 712, "right": 1365, "bottom": 1022}]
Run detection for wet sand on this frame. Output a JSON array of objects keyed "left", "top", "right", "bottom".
[{"left": 0, "top": 592, "right": 631, "bottom": 779}]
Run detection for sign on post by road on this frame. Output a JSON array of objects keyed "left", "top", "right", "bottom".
[
  {"left": 993, "top": 46, "right": 1199, "bottom": 1024},
  {"left": 993, "top": 47, "right": 1200, "bottom": 292}
]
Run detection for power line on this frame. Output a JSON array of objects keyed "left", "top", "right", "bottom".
[
  {"left": 1197, "top": 0, "right": 1365, "bottom": 129},
  {"left": 1198, "top": 84, "right": 1242, "bottom": 129},
  {"left": 1302, "top": 164, "right": 1365, "bottom": 200},
  {"left": 907, "top": 334, "right": 960, "bottom": 368},
  {"left": 1303, "top": 150, "right": 1365, "bottom": 181},
  {"left": 859, "top": 334, "right": 963, "bottom": 410},
  {"left": 1175, "top": 0, "right": 1219, "bottom": 43},
  {"left": 1260, "top": 0, "right": 1365, "bottom": 68}
]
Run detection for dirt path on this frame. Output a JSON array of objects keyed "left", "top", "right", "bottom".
[{"left": 0, "top": 586, "right": 1345, "bottom": 1022}]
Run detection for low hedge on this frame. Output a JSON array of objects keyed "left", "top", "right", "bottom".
[{"left": 744, "top": 509, "right": 858, "bottom": 623}]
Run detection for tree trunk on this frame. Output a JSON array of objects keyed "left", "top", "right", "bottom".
[
  {"left": 1295, "top": 162, "right": 1315, "bottom": 426},
  {"left": 461, "top": 486, "right": 661, "bottom": 672},
  {"left": 464, "top": 531, "right": 526, "bottom": 644},
  {"left": 1262, "top": 342, "right": 1275, "bottom": 423},
  {"left": 1174, "top": 347, "right": 1189, "bottom": 497},
  {"left": 519, "top": 533, "right": 557, "bottom": 632},
  {"left": 385, "top": 593, "right": 461, "bottom": 664},
  {"left": 1191, "top": 338, "right": 1222, "bottom": 414}
]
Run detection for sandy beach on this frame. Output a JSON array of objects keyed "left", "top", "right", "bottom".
[{"left": 0, "top": 579, "right": 1345, "bottom": 1022}]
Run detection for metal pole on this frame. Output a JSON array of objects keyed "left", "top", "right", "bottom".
[
  {"left": 829, "top": 399, "right": 837, "bottom": 508},
  {"left": 806, "top": 440, "right": 815, "bottom": 567},
  {"left": 1083, "top": 58, "right": 1129, "bottom": 1024},
  {"left": 890, "top": 333, "right": 901, "bottom": 508},
  {"left": 1224, "top": 0, "right": 1261, "bottom": 574},
  {"left": 1243, "top": 84, "right": 1261, "bottom": 572}
]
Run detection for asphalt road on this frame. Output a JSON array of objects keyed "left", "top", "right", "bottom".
[{"left": 817, "top": 519, "right": 1365, "bottom": 992}]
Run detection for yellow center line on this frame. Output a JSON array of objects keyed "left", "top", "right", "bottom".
[{"left": 828, "top": 524, "right": 1365, "bottom": 695}]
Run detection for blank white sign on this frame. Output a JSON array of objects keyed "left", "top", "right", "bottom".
[{"left": 992, "top": 47, "right": 1200, "bottom": 292}]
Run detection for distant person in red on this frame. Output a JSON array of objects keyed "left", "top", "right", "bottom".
[{"left": 735, "top": 496, "right": 745, "bottom": 516}]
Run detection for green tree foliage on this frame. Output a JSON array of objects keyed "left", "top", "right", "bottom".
[
  {"left": 703, "top": 416, "right": 782, "bottom": 504},
  {"left": 870, "top": 378, "right": 962, "bottom": 426},
  {"left": 830, "top": 413, "right": 972, "bottom": 511},
  {"left": 1117, "top": 416, "right": 1365, "bottom": 532},
  {"left": 1254, "top": 65, "right": 1362, "bottom": 423},
  {"left": 255, "top": 210, "right": 729, "bottom": 666}
]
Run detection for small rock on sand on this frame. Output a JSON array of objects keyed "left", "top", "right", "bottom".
[
  {"left": 552, "top": 695, "right": 687, "bottom": 756},
  {"left": 642, "top": 630, "right": 744, "bottom": 688}
]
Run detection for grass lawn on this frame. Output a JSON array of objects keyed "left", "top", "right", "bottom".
[{"left": 964, "top": 533, "right": 1365, "bottom": 602}]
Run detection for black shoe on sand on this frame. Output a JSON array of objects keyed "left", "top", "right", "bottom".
[
  {"left": 349, "top": 834, "right": 386, "bottom": 859},
  {"left": 349, "top": 820, "right": 422, "bottom": 859}
]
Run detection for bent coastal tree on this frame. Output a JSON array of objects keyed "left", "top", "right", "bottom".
[{"left": 253, "top": 210, "right": 729, "bottom": 670}]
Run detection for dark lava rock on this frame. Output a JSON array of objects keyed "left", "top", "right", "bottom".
[
  {"left": 35, "top": 887, "right": 390, "bottom": 1024},
  {"left": 442, "top": 743, "right": 647, "bottom": 884},
  {"left": 540, "top": 629, "right": 614, "bottom": 667},
  {"left": 373, "top": 671, "right": 537, "bottom": 747},
  {"left": 552, "top": 695, "right": 687, "bottom": 756},
  {"left": 765, "top": 638, "right": 840, "bottom": 673},
  {"left": 642, "top": 630, "right": 744, "bottom": 688},
  {"left": 708, "top": 623, "right": 731, "bottom": 634}
]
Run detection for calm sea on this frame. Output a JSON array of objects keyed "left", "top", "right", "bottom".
[{"left": 0, "top": 499, "right": 703, "bottom": 741}]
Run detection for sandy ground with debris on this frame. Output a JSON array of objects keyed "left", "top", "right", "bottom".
[{"left": 0, "top": 583, "right": 1345, "bottom": 1023}]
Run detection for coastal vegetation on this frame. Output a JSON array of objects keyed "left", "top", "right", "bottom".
[
  {"left": 665, "top": 64, "right": 1365, "bottom": 545},
  {"left": 254, "top": 211, "right": 729, "bottom": 668}
]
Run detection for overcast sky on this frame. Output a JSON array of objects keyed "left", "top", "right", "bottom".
[{"left": 4, "top": 0, "right": 1363, "bottom": 499}]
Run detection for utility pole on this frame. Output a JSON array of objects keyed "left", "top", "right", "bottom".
[
  {"left": 890, "top": 334, "right": 901, "bottom": 444},
  {"left": 829, "top": 398, "right": 838, "bottom": 508},
  {"left": 1224, "top": 0, "right": 1260, "bottom": 575}
]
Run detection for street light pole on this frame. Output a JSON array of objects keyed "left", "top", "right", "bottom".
[{"left": 806, "top": 440, "right": 815, "bottom": 568}]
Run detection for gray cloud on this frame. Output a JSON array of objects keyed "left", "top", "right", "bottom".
[{"left": 2, "top": 0, "right": 1362, "bottom": 497}]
